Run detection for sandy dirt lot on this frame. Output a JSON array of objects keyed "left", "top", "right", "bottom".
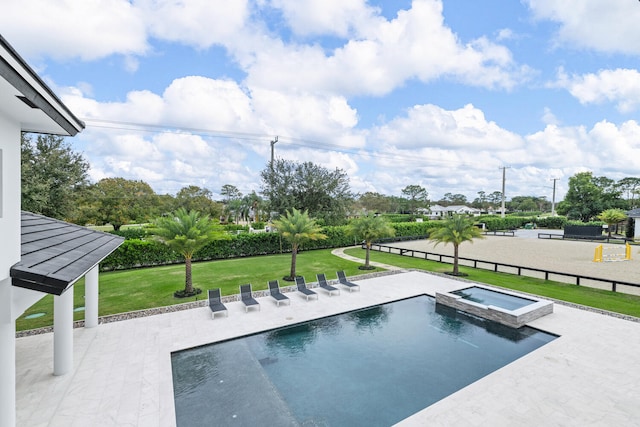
[{"left": 385, "top": 231, "right": 640, "bottom": 294}]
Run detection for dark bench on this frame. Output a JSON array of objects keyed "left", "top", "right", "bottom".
[
  {"left": 482, "top": 230, "right": 515, "bottom": 237},
  {"left": 538, "top": 232, "right": 563, "bottom": 239}
]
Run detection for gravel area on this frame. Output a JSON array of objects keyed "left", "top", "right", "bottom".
[{"left": 387, "top": 231, "right": 640, "bottom": 294}]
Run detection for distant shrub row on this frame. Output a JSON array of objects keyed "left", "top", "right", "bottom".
[
  {"left": 101, "top": 221, "right": 438, "bottom": 271},
  {"left": 475, "top": 215, "right": 570, "bottom": 231},
  {"left": 103, "top": 216, "right": 593, "bottom": 271}
]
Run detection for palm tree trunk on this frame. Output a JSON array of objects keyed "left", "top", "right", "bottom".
[
  {"left": 184, "top": 256, "right": 193, "bottom": 294},
  {"left": 290, "top": 245, "right": 298, "bottom": 279},
  {"left": 365, "top": 241, "right": 371, "bottom": 268},
  {"left": 453, "top": 244, "right": 459, "bottom": 275}
]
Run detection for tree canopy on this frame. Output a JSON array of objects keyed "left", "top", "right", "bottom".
[
  {"left": 150, "top": 208, "right": 227, "bottom": 296},
  {"left": 401, "top": 185, "right": 429, "bottom": 213},
  {"left": 261, "top": 159, "right": 353, "bottom": 225},
  {"left": 87, "top": 178, "right": 158, "bottom": 230},
  {"left": 429, "top": 215, "right": 484, "bottom": 276},
  {"left": 174, "top": 185, "right": 222, "bottom": 218},
  {"left": 348, "top": 214, "right": 395, "bottom": 269},
  {"left": 559, "top": 172, "right": 624, "bottom": 221},
  {"left": 597, "top": 208, "right": 627, "bottom": 238},
  {"left": 272, "top": 208, "right": 327, "bottom": 280},
  {"left": 21, "top": 133, "right": 89, "bottom": 219}
]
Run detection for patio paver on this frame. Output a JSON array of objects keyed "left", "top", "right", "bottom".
[{"left": 15, "top": 271, "right": 640, "bottom": 426}]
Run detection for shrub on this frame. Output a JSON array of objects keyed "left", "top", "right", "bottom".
[
  {"left": 535, "top": 216, "right": 567, "bottom": 229},
  {"left": 101, "top": 220, "right": 440, "bottom": 271},
  {"left": 109, "top": 227, "right": 148, "bottom": 239},
  {"left": 476, "top": 215, "right": 528, "bottom": 231}
]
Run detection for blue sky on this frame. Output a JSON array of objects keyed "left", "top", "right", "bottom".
[{"left": 3, "top": 0, "right": 640, "bottom": 203}]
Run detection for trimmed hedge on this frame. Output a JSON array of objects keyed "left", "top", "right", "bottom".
[
  {"left": 101, "top": 220, "right": 442, "bottom": 271},
  {"left": 103, "top": 215, "right": 595, "bottom": 271},
  {"left": 475, "top": 215, "right": 570, "bottom": 231}
]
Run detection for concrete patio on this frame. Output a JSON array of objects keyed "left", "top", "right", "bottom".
[{"left": 15, "top": 270, "right": 640, "bottom": 426}]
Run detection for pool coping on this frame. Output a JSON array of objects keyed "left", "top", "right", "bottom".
[
  {"left": 435, "top": 284, "right": 554, "bottom": 328},
  {"left": 15, "top": 270, "right": 640, "bottom": 426}
]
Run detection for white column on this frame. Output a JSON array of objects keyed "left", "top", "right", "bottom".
[
  {"left": 85, "top": 266, "right": 99, "bottom": 328},
  {"left": 53, "top": 289, "right": 73, "bottom": 376},
  {"left": 0, "top": 316, "right": 16, "bottom": 427}
]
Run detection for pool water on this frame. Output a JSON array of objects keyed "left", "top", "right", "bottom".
[
  {"left": 451, "top": 286, "right": 536, "bottom": 310},
  {"left": 172, "top": 296, "right": 556, "bottom": 427}
]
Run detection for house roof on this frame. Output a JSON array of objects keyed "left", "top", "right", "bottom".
[
  {"left": 0, "top": 34, "right": 84, "bottom": 136},
  {"left": 627, "top": 208, "right": 640, "bottom": 217},
  {"left": 10, "top": 212, "right": 124, "bottom": 295}
]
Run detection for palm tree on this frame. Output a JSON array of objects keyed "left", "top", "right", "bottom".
[
  {"left": 598, "top": 208, "right": 628, "bottom": 238},
  {"left": 428, "top": 215, "right": 484, "bottom": 276},
  {"left": 272, "top": 208, "right": 327, "bottom": 280},
  {"left": 150, "top": 208, "right": 227, "bottom": 297},
  {"left": 348, "top": 213, "right": 395, "bottom": 269}
]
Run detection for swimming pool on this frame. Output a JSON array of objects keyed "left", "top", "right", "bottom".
[
  {"left": 171, "top": 296, "right": 556, "bottom": 426},
  {"left": 451, "top": 286, "right": 536, "bottom": 310}
]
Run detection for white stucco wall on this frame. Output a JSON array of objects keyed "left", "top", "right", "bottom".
[
  {"left": 0, "top": 112, "right": 20, "bottom": 284},
  {"left": 0, "top": 110, "right": 20, "bottom": 427}
]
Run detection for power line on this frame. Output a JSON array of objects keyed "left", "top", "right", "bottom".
[{"left": 80, "top": 118, "right": 498, "bottom": 170}]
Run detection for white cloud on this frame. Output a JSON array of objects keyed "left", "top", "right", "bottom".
[
  {"left": 161, "top": 77, "right": 256, "bottom": 130},
  {"left": 0, "top": 0, "right": 148, "bottom": 61},
  {"left": 541, "top": 107, "right": 559, "bottom": 126},
  {"left": 373, "top": 104, "right": 523, "bottom": 150},
  {"left": 272, "top": 0, "right": 382, "bottom": 38},
  {"left": 555, "top": 68, "right": 640, "bottom": 113},
  {"left": 244, "top": 0, "right": 531, "bottom": 96},
  {"left": 525, "top": 0, "right": 640, "bottom": 55},
  {"left": 139, "top": 0, "right": 250, "bottom": 48},
  {"left": 60, "top": 76, "right": 368, "bottom": 194}
]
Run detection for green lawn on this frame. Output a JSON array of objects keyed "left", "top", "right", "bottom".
[
  {"left": 344, "top": 248, "right": 640, "bottom": 318},
  {"left": 17, "top": 246, "right": 640, "bottom": 332},
  {"left": 16, "top": 250, "right": 381, "bottom": 331}
]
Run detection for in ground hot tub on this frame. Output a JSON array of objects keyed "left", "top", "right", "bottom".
[{"left": 436, "top": 285, "right": 553, "bottom": 328}]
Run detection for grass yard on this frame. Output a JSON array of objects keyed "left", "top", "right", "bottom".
[
  {"left": 344, "top": 247, "right": 640, "bottom": 318},
  {"left": 16, "top": 249, "right": 380, "bottom": 331},
  {"left": 17, "top": 245, "right": 640, "bottom": 332}
]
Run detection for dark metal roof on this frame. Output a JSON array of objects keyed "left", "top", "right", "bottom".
[
  {"left": 627, "top": 208, "right": 640, "bottom": 217},
  {"left": 11, "top": 212, "right": 124, "bottom": 295}
]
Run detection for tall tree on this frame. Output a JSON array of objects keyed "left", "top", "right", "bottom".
[
  {"left": 560, "top": 172, "right": 624, "bottom": 221},
  {"left": 401, "top": 185, "right": 429, "bottom": 213},
  {"left": 220, "top": 184, "right": 242, "bottom": 203},
  {"left": 272, "top": 208, "right": 327, "bottom": 280},
  {"left": 261, "top": 159, "right": 353, "bottom": 225},
  {"left": 439, "top": 193, "right": 468, "bottom": 206},
  {"left": 487, "top": 191, "right": 503, "bottom": 208},
  {"left": 357, "top": 192, "right": 392, "bottom": 214},
  {"left": 88, "top": 178, "right": 158, "bottom": 230},
  {"left": 21, "top": 133, "right": 89, "bottom": 219},
  {"left": 348, "top": 214, "right": 395, "bottom": 269},
  {"left": 242, "top": 191, "right": 263, "bottom": 223},
  {"left": 471, "top": 191, "right": 488, "bottom": 210},
  {"left": 616, "top": 177, "right": 640, "bottom": 209},
  {"left": 429, "top": 215, "right": 484, "bottom": 276},
  {"left": 150, "top": 208, "right": 227, "bottom": 296},
  {"left": 220, "top": 184, "right": 242, "bottom": 222},
  {"left": 507, "top": 196, "right": 550, "bottom": 212},
  {"left": 175, "top": 185, "right": 222, "bottom": 218}
]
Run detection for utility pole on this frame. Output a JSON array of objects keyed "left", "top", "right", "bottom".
[
  {"left": 270, "top": 136, "right": 278, "bottom": 168},
  {"left": 499, "top": 166, "right": 510, "bottom": 218},
  {"left": 550, "top": 178, "right": 559, "bottom": 217}
]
